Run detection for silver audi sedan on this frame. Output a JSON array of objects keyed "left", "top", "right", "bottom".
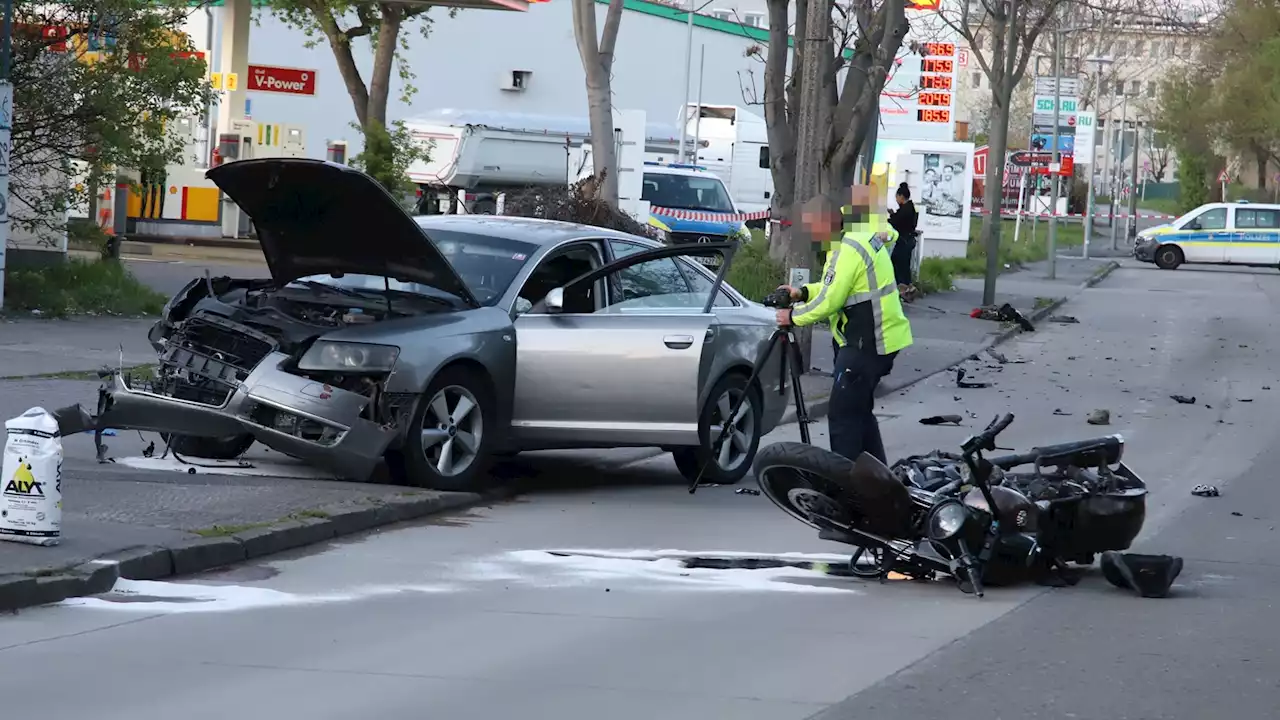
[{"left": 97, "top": 159, "right": 789, "bottom": 492}]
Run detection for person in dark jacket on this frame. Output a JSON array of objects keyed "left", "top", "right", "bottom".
[{"left": 887, "top": 182, "right": 919, "bottom": 298}]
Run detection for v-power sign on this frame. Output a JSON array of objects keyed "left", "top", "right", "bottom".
[{"left": 247, "top": 65, "right": 318, "bottom": 96}]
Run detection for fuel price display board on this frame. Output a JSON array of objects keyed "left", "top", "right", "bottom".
[{"left": 879, "top": 24, "right": 961, "bottom": 141}]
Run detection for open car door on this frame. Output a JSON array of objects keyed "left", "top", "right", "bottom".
[{"left": 510, "top": 242, "right": 739, "bottom": 447}]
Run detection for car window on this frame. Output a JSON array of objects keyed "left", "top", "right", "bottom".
[
  {"left": 412, "top": 224, "right": 537, "bottom": 306},
  {"left": 601, "top": 240, "right": 704, "bottom": 311},
  {"left": 640, "top": 172, "right": 735, "bottom": 213},
  {"left": 1186, "top": 208, "right": 1227, "bottom": 231},
  {"left": 677, "top": 258, "right": 738, "bottom": 307},
  {"left": 517, "top": 242, "right": 602, "bottom": 314},
  {"left": 1238, "top": 209, "right": 1280, "bottom": 229}
]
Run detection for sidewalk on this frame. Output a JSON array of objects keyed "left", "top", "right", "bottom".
[{"left": 784, "top": 251, "right": 1124, "bottom": 424}]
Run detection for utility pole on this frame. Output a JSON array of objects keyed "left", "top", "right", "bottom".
[
  {"left": 1126, "top": 121, "right": 1141, "bottom": 246},
  {"left": 1046, "top": 23, "right": 1063, "bottom": 279},
  {"left": 0, "top": 0, "right": 13, "bottom": 311},
  {"left": 676, "top": 0, "right": 695, "bottom": 161},
  {"left": 789, "top": 0, "right": 832, "bottom": 369}
]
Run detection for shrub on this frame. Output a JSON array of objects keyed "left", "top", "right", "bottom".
[{"left": 4, "top": 257, "right": 166, "bottom": 318}]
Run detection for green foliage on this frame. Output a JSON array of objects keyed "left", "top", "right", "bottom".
[
  {"left": 915, "top": 220, "right": 1084, "bottom": 295},
  {"left": 4, "top": 258, "right": 166, "bottom": 318},
  {"left": 1177, "top": 151, "right": 1211, "bottom": 209},
  {"left": 350, "top": 120, "right": 429, "bottom": 200},
  {"left": 725, "top": 233, "right": 785, "bottom": 301},
  {"left": 10, "top": 0, "right": 213, "bottom": 237}
]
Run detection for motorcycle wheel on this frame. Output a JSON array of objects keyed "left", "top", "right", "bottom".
[{"left": 753, "top": 442, "right": 857, "bottom": 529}]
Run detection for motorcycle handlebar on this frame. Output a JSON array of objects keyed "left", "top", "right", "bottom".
[{"left": 962, "top": 413, "right": 1015, "bottom": 456}]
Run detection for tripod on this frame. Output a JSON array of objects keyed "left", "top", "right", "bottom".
[{"left": 688, "top": 322, "right": 812, "bottom": 494}]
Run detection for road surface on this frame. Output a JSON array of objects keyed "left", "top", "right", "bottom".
[{"left": 5, "top": 262, "right": 1280, "bottom": 719}]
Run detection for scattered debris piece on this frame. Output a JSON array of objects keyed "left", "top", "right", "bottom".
[
  {"left": 987, "top": 349, "right": 1009, "bottom": 364},
  {"left": 920, "top": 414, "right": 964, "bottom": 426},
  {"left": 1049, "top": 315, "right": 1080, "bottom": 324},
  {"left": 1265, "top": 386, "right": 1272, "bottom": 391},
  {"left": 735, "top": 488, "right": 761, "bottom": 496},
  {"left": 1231, "top": 511, "right": 1244, "bottom": 517},
  {"left": 1205, "top": 404, "right": 1212, "bottom": 409},
  {"left": 1170, "top": 394, "right": 1196, "bottom": 404},
  {"left": 1240, "top": 398, "right": 1254, "bottom": 403},
  {"left": 1067, "top": 356, "right": 1078, "bottom": 361},
  {"left": 953, "top": 395, "right": 962, "bottom": 402},
  {"left": 955, "top": 368, "right": 991, "bottom": 389},
  {"left": 142, "top": 441, "right": 156, "bottom": 459},
  {"left": 1191, "top": 484, "right": 1220, "bottom": 497},
  {"left": 1053, "top": 409, "right": 1072, "bottom": 416},
  {"left": 999, "top": 303, "right": 1036, "bottom": 332}
]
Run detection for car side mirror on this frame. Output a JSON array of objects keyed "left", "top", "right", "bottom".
[{"left": 545, "top": 287, "right": 565, "bottom": 314}]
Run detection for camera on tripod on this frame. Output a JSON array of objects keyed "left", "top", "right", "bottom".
[{"left": 762, "top": 287, "right": 794, "bottom": 308}]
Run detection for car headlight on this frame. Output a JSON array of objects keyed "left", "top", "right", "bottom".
[
  {"left": 298, "top": 341, "right": 400, "bottom": 372},
  {"left": 927, "top": 500, "right": 969, "bottom": 541}
]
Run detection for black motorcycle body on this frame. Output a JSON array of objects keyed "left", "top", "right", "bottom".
[
  {"left": 753, "top": 415, "right": 1046, "bottom": 597},
  {"left": 893, "top": 433, "right": 1148, "bottom": 564}
]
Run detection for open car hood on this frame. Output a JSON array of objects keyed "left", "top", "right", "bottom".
[{"left": 206, "top": 159, "right": 478, "bottom": 306}]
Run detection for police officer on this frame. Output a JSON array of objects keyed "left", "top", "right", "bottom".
[{"left": 775, "top": 187, "right": 914, "bottom": 464}]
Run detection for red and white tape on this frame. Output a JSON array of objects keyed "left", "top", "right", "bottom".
[
  {"left": 971, "top": 208, "right": 1179, "bottom": 220},
  {"left": 651, "top": 206, "right": 772, "bottom": 222}
]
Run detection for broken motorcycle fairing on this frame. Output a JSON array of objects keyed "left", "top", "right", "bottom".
[{"left": 892, "top": 433, "right": 1147, "bottom": 565}]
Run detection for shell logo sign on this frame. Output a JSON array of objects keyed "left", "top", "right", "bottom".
[{"left": 906, "top": 0, "right": 941, "bottom": 9}]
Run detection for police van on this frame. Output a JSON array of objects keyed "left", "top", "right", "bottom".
[{"left": 1134, "top": 201, "right": 1280, "bottom": 270}]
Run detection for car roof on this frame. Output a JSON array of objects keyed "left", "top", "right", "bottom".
[
  {"left": 413, "top": 214, "right": 656, "bottom": 246},
  {"left": 642, "top": 164, "right": 718, "bottom": 179}
]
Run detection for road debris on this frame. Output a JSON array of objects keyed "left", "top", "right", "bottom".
[
  {"left": 1170, "top": 394, "right": 1196, "bottom": 404},
  {"left": 1240, "top": 398, "right": 1254, "bottom": 403},
  {"left": 1053, "top": 409, "right": 1072, "bottom": 416},
  {"left": 1086, "top": 409, "right": 1111, "bottom": 425},
  {"left": 1191, "top": 484, "right": 1220, "bottom": 497},
  {"left": 920, "top": 414, "right": 963, "bottom": 426},
  {"left": 999, "top": 303, "right": 1036, "bottom": 332},
  {"left": 1049, "top": 315, "right": 1080, "bottom": 324},
  {"left": 955, "top": 368, "right": 991, "bottom": 389},
  {"left": 1231, "top": 511, "right": 1244, "bottom": 517},
  {"left": 735, "top": 488, "right": 761, "bottom": 496}
]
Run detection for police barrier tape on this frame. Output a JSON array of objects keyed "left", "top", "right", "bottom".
[
  {"left": 969, "top": 207, "right": 1180, "bottom": 220},
  {"left": 650, "top": 206, "right": 772, "bottom": 223}
]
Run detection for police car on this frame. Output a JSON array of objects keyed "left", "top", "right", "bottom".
[
  {"left": 1134, "top": 201, "right": 1280, "bottom": 270},
  {"left": 641, "top": 163, "right": 751, "bottom": 268}
]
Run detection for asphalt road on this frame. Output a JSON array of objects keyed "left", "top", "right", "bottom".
[{"left": 5, "top": 262, "right": 1279, "bottom": 719}]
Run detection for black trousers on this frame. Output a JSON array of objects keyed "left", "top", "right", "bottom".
[
  {"left": 828, "top": 341, "right": 898, "bottom": 464},
  {"left": 891, "top": 233, "right": 916, "bottom": 285}
]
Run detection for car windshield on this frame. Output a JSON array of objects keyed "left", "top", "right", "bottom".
[
  {"left": 641, "top": 172, "right": 735, "bottom": 213},
  {"left": 294, "top": 228, "right": 536, "bottom": 306}
]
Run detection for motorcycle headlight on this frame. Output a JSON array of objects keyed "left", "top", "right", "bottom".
[
  {"left": 298, "top": 341, "right": 400, "bottom": 373},
  {"left": 927, "top": 501, "right": 969, "bottom": 541}
]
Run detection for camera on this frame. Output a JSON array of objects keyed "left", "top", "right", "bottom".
[{"left": 762, "top": 288, "right": 793, "bottom": 308}]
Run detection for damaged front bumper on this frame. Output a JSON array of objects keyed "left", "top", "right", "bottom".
[
  {"left": 1132, "top": 239, "right": 1157, "bottom": 262},
  {"left": 65, "top": 353, "right": 397, "bottom": 480}
]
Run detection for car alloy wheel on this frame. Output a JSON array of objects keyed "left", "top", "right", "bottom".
[
  {"left": 710, "top": 387, "right": 756, "bottom": 473},
  {"left": 420, "top": 384, "right": 484, "bottom": 478}
]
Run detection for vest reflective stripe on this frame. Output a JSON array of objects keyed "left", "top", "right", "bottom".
[
  {"left": 791, "top": 246, "right": 842, "bottom": 317},
  {"left": 844, "top": 238, "right": 890, "bottom": 354}
]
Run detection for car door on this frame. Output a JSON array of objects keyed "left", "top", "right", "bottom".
[
  {"left": 511, "top": 241, "right": 736, "bottom": 447},
  {"left": 1228, "top": 208, "right": 1280, "bottom": 265},
  {"left": 1179, "top": 207, "right": 1229, "bottom": 263}
]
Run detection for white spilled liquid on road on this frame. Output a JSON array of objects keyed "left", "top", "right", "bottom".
[
  {"left": 111, "top": 455, "right": 339, "bottom": 480},
  {"left": 58, "top": 578, "right": 457, "bottom": 614},
  {"left": 452, "top": 549, "right": 864, "bottom": 595},
  {"left": 56, "top": 549, "right": 863, "bottom": 614}
]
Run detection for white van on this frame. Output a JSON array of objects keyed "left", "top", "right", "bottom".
[{"left": 1134, "top": 201, "right": 1280, "bottom": 270}]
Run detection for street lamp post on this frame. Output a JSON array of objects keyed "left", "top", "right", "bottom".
[
  {"left": 1082, "top": 55, "right": 1115, "bottom": 260},
  {"left": 677, "top": 0, "right": 695, "bottom": 161}
]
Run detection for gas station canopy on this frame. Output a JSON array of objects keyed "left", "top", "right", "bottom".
[{"left": 199, "top": 0, "right": 549, "bottom": 8}]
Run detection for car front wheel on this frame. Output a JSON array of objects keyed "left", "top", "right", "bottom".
[
  {"left": 672, "top": 373, "right": 763, "bottom": 486},
  {"left": 397, "top": 367, "right": 495, "bottom": 492},
  {"left": 1154, "top": 245, "right": 1183, "bottom": 270}
]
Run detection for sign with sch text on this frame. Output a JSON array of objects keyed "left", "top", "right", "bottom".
[{"left": 247, "top": 65, "right": 317, "bottom": 96}]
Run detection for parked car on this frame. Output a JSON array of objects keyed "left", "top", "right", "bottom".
[{"left": 98, "top": 158, "right": 788, "bottom": 491}]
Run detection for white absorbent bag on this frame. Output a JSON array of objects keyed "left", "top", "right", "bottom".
[{"left": 1, "top": 407, "right": 64, "bottom": 546}]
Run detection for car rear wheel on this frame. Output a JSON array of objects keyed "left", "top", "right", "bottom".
[
  {"left": 162, "top": 433, "right": 254, "bottom": 460},
  {"left": 672, "top": 373, "right": 762, "bottom": 486},
  {"left": 397, "top": 367, "right": 495, "bottom": 492},
  {"left": 1154, "top": 245, "right": 1183, "bottom": 270}
]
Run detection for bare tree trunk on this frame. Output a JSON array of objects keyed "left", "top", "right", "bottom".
[
  {"left": 312, "top": 8, "right": 373, "bottom": 128},
  {"left": 1254, "top": 144, "right": 1268, "bottom": 190},
  {"left": 762, "top": 0, "right": 796, "bottom": 257},
  {"left": 572, "top": 0, "right": 625, "bottom": 209},
  {"left": 366, "top": 4, "right": 404, "bottom": 127}
]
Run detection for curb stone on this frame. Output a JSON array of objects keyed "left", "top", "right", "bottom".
[
  {"left": 0, "top": 490, "right": 494, "bottom": 614},
  {"left": 778, "top": 260, "right": 1121, "bottom": 426}
]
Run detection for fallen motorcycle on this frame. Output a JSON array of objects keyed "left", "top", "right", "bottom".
[
  {"left": 754, "top": 414, "right": 1058, "bottom": 597},
  {"left": 891, "top": 433, "right": 1148, "bottom": 566}
]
